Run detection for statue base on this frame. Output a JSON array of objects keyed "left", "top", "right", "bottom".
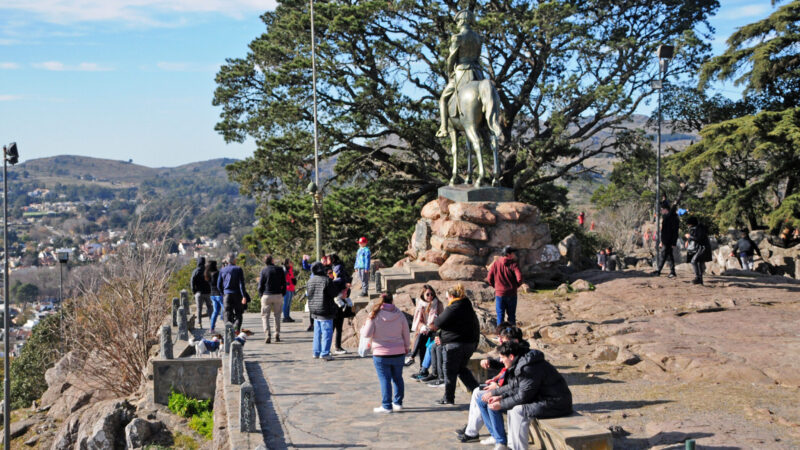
[{"left": 438, "top": 185, "right": 514, "bottom": 203}]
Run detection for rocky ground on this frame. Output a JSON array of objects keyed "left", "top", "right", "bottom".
[{"left": 343, "top": 267, "right": 800, "bottom": 449}]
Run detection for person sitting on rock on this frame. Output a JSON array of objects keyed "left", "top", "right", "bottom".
[
  {"left": 407, "top": 284, "right": 444, "bottom": 372},
  {"left": 456, "top": 324, "right": 523, "bottom": 445},
  {"left": 494, "top": 342, "right": 574, "bottom": 450}
]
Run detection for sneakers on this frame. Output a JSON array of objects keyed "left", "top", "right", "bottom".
[
  {"left": 428, "top": 379, "right": 444, "bottom": 387},
  {"left": 481, "top": 436, "right": 496, "bottom": 445},
  {"left": 434, "top": 398, "right": 454, "bottom": 405},
  {"left": 457, "top": 432, "right": 479, "bottom": 443},
  {"left": 265, "top": 335, "right": 271, "bottom": 344},
  {"left": 650, "top": 270, "right": 660, "bottom": 276},
  {"left": 281, "top": 317, "right": 295, "bottom": 323},
  {"left": 691, "top": 278, "right": 703, "bottom": 285},
  {"left": 373, "top": 406, "right": 392, "bottom": 414},
  {"left": 306, "top": 325, "right": 314, "bottom": 332},
  {"left": 391, "top": 403, "right": 402, "bottom": 412},
  {"left": 419, "top": 374, "right": 438, "bottom": 382},
  {"left": 404, "top": 356, "right": 415, "bottom": 367},
  {"left": 411, "top": 370, "right": 429, "bottom": 380},
  {"left": 322, "top": 354, "right": 334, "bottom": 361},
  {"left": 275, "top": 334, "right": 280, "bottom": 343},
  {"left": 313, "top": 355, "right": 320, "bottom": 359},
  {"left": 333, "top": 348, "right": 348, "bottom": 355},
  {"left": 667, "top": 273, "right": 676, "bottom": 279},
  {"left": 494, "top": 444, "right": 509, "bottom": 450}
]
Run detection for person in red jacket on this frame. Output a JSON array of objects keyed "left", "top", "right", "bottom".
[{"left": 486, "top": 246, "right": 529, "bottom": 326}]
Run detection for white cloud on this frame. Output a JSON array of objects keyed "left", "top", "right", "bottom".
[
  {"left": 0, "top": 39, "right": 21, "bottom": 45},
  {"left": 0, "top": 1, "right": 277, "bottom": 26},
  {"left": 0, "top": 62, "right": 20, "bottom": 69},
  {"left": 0, "top": 95, "right": 22, "bottom": 101},
  {"left": 720, "top": 4, "right": 771, "bottom": 20},
  {"left": 32, "top": 61, "right": 113, "bottom": 71}
]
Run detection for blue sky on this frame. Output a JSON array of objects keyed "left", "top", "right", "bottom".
[{"left": 0, "top": 0, "right": 776, "bottom": 167}]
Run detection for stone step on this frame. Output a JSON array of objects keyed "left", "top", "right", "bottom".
[{"left": 405, "top": 262, "right": 441, "bottom": 282}]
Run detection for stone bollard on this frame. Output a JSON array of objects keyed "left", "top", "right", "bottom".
[
  {"left": 180, "top": 289, "right": 189, "bottom": 312},
  {"left": 230, "top": 341, "right": 244, "bottom": 385},
  {"left": 374, "top": 271, "right": 382, "bottom": 293},
  {"left": 240, "top": 381, "right": 256, "bottom": 432},
  {"left": 172, "top": 297, "right": 180, "bottom": 326},
  {"left": 224, "top": 323, "right": 234, "bottom": 354},
  {"left": 178, "top": 307, "right": 188, "bottom": 340},
  {"left": 160, "top": 325, "right": 173, "bottom": 359}
]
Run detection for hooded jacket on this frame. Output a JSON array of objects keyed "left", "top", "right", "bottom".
[
  {"left": 434, "top": 297, "right": 480, "bottom": 345},
  {"left": 306, "top": 262, "right": 339, "bottom": 319},
  {"left": 487, "top": 256, "right": 523, "bottom": 297},
  {"left": 660, "top": 209, "right": 680, "bottom": 247},
  {"left": 493, "top": 349, "right": 573, "bottom": 416},
  {"left": 190, "top": 257, "right": 211, "bottom": 294},
  {"left": 360, "top": 303, "right": 411, "bottom": 356}
]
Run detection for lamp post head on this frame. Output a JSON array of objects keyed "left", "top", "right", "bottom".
[
  {"left": 657, "top": 45, "right": 674, "bottom": 74},
  {"left": 57, "top": 249, "right": 71, "bottom": 264},
  {"left": 4, "top": 142, "right": 19, "bottom": 165}
]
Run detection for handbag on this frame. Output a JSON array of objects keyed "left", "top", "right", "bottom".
[{"left": 358, "top": 334, "right": 371, "bottom": 357}]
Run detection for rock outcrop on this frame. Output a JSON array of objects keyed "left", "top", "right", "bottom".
[{"left": 409, "top": 198, "right": 558, "bottom": 281}]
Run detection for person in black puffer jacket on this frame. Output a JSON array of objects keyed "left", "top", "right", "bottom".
[
  {"left": 307, "top": 262, "right": 340, "bottom": 360},
  {"left": 685, "top": 216, "right": 712, "bottom": 285},
  {"left": 431, "top": 283, "right": 481, "bottom": 405},
  {"left": 487, "top": 341, "right": 573, "bottom": 450},
  {"left": 190, "top": 256, "right": 212, "bottom": 328}
]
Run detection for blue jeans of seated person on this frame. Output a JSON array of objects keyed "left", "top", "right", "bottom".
[
  {"left": 373, "top": 355, "right": 404, "bottom": 409},
  {"left": 312, "top": 319, "right": 334, "bottom": 357},
  {"left": 282, "top": 291, "right": 294, "bottom": 319},
  {"left": 209, "top": 295, "right": 223, "bottom": 330},
  {"left": 422, "top": 338, "right": 434, "bottom": 369},
  {"left": 477, "top": 394, "right": 507, "bottom": 445},
  {"left": 495, "top": 295, "right": 517, "bottom": 325}
]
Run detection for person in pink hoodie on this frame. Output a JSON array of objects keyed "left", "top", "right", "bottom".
[{"left": 361, "top": 293, "right": 411, "bottom": 413}]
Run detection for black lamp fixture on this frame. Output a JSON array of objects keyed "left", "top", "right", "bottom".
[{"left": 5, "top": 142, "right": 19, "bottom": 165}]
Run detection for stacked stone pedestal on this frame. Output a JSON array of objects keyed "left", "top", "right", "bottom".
[{"left": 405, "top": 196, "right": 560, "bottom": 282}]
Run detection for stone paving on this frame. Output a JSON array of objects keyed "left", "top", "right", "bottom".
[{"left": 240, "top": 313, "right": 489, "bottom": 449}]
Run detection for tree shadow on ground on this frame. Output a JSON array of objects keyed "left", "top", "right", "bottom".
[
  {"left": 617, "top": 431, "right": 714, "bottom": 449},
  {"left": 573, "top": 399, "right": 672, "bottom": 413},
  {"left": 711, "top": 274, "right": 800, "bottom": 292},
  {"left": 567, "top": 270, "right": 652, "bottom": 286},
  {"left": 563, "top": 371, "right": 625, "bottom": 386}
]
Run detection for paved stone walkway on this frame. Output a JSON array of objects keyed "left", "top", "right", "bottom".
[{"left": 241, "top": 313, "right": 488, "bottom": 449}]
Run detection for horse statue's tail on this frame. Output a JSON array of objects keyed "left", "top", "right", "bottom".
[{"left": 479, "top": 79, "right": 503, "bottom": 139}]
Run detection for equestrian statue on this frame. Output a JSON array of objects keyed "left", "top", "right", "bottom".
[{"left": 436, "top": 9, "right": 502, "bottom": 187}]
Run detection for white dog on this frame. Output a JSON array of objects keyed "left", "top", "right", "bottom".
[{"left": 190, "top": 336, "right": 222, "bottom": 358}]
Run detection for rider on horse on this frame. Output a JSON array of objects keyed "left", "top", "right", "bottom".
[{"left": 436, "top": 10, "right": 484, "bottom": 138}]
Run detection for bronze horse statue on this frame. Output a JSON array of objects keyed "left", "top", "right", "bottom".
[{"left": 444, "top": 78, "right": 502, "bottom": 187}]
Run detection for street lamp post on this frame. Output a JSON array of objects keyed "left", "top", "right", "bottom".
[
  {"left": 2, "top": 141, "right": 19, "bottom": 448},
  {"left": 57, "top": 249, "right": 70, "bottom": 355},
  {"left": 654, "top": 45, "right": 673, "bottom": 263},
  {"left": 309, "top": 0, "right": 322, "bottom": 262}
]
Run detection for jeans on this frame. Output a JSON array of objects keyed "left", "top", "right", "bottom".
[
  {"left": 209, "top": 295, "right": 223, "bottom": 330},
  {"left": 442, "top": 342, "right": 479, "bottom": 402},
  {"left": 495, "top": 295, "right": 518, "bottom": 325},
  {"left": 422, "top": 339, "right": 434, "bottom": 369},
  {"left": 358, "top": 268, "right": 369, "bottom": 295},
  {"left": 195, "top": 292, "right": 212, "bottom": 323},
  {"left": 261, "top": 294, "right": 283, "bottom": 336},
  {"left": 739, "top": 254, "right": 754, "bottom": 271},
  {"left": 223, "top": 293, "right": 244, "bottom": 332},
  {"left": 282, "top": 290, "right": 295, "bottom": 319},
  {"left": 657, "top": 245, "right": 676, "bottom": 274},
  {"left": 312, "top": 319, "right": 334, "bottom": 357},
  {"left": 477, "top": 394, "right": 507, "bottom": 445},
  {"left": 373, "top": 355, "right": 404, "bottom": 409},
  {"left": 431, "top": 342, "right": 444, "bottom": 381}
]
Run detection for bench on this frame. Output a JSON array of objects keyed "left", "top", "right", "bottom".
[{"left": 529, "top": 412, "right": 613, "bottom": 450}]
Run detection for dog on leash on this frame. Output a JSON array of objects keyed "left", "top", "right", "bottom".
[{"left": 190, "top": 335, "right": 222, "bottom": 358}]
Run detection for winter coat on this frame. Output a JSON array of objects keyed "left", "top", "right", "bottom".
[
  {"left": 486, "top": 256, "right": 523, "bottom": 297},
  {"left": 285, "top": 265, "right": 296, "bottom": 292},
  {"left": 660, "top": 210, "right": 680, "bottom": 247},
  {"left": 217, "top": 264, "right": 249, "bottom": 300},
  {"left": 190, "top": 257, "right": 211, "bottom": 294},
  {"left": 732, "top": 236, "right": 761, "bottom": 258},
  {"left": 434, "top": 297, "right": 480, "bottom": 345},
  {"left": 492, "top": 349, "right": 573, "bottom": 415},
  {"left": 361, "top": 303, "right": 411, "bottom": 356},
  {"left": 258, "top": 264, "right": 287, "bottom": 297},
  {"left": 209, "top": 270, "right": 221, "bottom": 296},
  {"left": 306, "top": 262, "right": 339, "bottom": 319},
  {"left": 687, "top": 223, "right": 712, "bottom": 263},
  {"left": 354, "top": 246, "right": 371, "bottom": 270},
  {"left": 411, "top": 297, "right": 444, "bottom": 333}
]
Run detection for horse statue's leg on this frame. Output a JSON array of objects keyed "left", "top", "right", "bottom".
[
  {"left": 479, "top": 79, "right": 503, "bottom": 187},
  {"left": 448, "top": 126, "right": 459, "bottom": 186},
  {"left": 464, "top": 126, "right": 484, "bottom": 188},
  {"left": 465, "top": 140, "right": 473, "bottom": 185}
]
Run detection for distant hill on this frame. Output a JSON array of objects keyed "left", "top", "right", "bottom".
[{"left": 17, "top": 155, "right": 237, "bottom": 187}]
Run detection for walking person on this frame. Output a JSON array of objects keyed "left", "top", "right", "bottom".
[
  {"left": 258, "top": 254, "right": 286, "bottom": 344},
  {"left": 354, "top": 237, "right": 371, "bottom": 297},
  {"left": 190, "top": 256, "right": 213, "bottom": 329},
  {"left": 307, "top": 262, "right": 339, "bottom": 360},
  {"left": 652, "top": 202, "right": 679, "bottom": 278},
  {"left": 685, "top": 217, "right": 712, "bottom": 285},
  {"left": 361, "top": 293, "right": 411, "bottom": 413},
  {"left": 330, "top": 254, "right": 353, "bottom": 354},
  {"left": 731, "top": 229, "right": 762, "bottom": 271},
  {"left": 217, "top": 253, "right": 250, "bottom": 333},
  {"left": 430, "top": 283, "right": 481, "bottom": 405},
  {"left": 205, "top": 260, "right": 223, "bottom": 332},
  {"left": 486, "top": 247, "right": 528, "bottom": 326},
  {"left": 282, "top": 258, "right": 297, "bottom": 323}
]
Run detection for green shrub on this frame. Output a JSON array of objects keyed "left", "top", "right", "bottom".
[
  {"left": 167, "top": 391, "right": 211, "bottom": 418},
  {"left": 2, "top": 313, "right": 62, "bottom": 409},
  {"left": 189, "top": 410, "right": 213, "bottom": 440}
]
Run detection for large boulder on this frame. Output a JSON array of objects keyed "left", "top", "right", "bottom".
[
  {"left": 437, "top": 220, "right": 489, "bottom": 241},
  {"left": 75, "top": 400, "right": 135, "bottom": 450},
  {"left": 558, "top": 233, "right": 582, "bottom": 267},
  {"left": 448, "top": 202, "right": 497, "bottom": 225},
  {"left": 125, "top": 418, "right": 164, "bottom": 449},
  {"left": 411, "top": 220, "right": 431, "bottom": 252},
  {"left": 439, "top": 253, "right": 489, "bottom": 281},
  {"left": 420, "top": 199, "right": 442, "bottom": 220},
  {"left": 431, "top": 235, "right": 478, "bottom": 256},
  {"left": 488, "top": 221, "right": 547, "bottom": 248},
  {"left": 494, "top": 202, "right": 538, "bottom": 222}
]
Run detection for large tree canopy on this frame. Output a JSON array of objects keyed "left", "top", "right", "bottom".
[{"left": 214, "top": 0, "right": 718, "bottom": 201}]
